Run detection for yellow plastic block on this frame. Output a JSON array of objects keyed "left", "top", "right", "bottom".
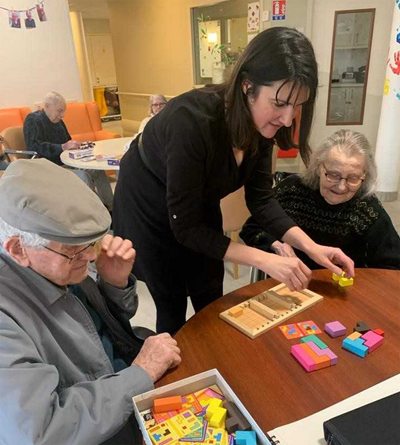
[
  {"left": 338, "top": 276, "right": 354, "bottom": 287},
  {"left": 205, "top": 398, "right": 223, "bottom": 420},
  {"left": 332, "top": 272, "right": 354, "bottom": 287},
  {"left": 209, "top": 407, "right": 227, "bottom": 428}
]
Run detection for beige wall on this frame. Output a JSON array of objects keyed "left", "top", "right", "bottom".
[
  {"left": 0, "top": 0, "right": 82, "bottom": 108},
  {"left": 108, "top": 0, "right": 392, "bottom": 145},
  {"left": 108, "top": 0, "right": 218, "bottom": 120}
]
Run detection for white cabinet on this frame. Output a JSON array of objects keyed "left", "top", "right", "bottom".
[
  {"left": 328, "top": 85, "right": 364, "bottom": 123},
  {"left": 335, "top": 12, "right": 373, "bottom": 48},
  {"left": 327, "top": 9, "right": 374, "bottom": 125}
]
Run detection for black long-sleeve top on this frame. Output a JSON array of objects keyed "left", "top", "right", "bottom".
[
  {"left": 241, "top": 174, "right": 400, "bottom": 269},
  {"left": 23, "top": 110, "right": 70, "bottom": 165},
  {"left": 116, "top": 88, "right": 296, "bottom": 260}
]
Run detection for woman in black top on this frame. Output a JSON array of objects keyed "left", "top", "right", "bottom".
[{"left": 113, "top": 27, "right": 354, "bottom": 333}]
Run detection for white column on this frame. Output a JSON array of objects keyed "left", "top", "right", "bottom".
[
  {"left": 69, "top": 11, "right": 93, "bottom": 102},
  {"left": 375, "top": 1, "right": 400, "bottom": 201}
]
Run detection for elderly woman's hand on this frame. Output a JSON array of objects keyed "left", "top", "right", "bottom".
[
  {"left": 95, "top": 234, "right": 135, "bottom": 288},
  {"left": 271, "top": 240, "right": 297, "bottom": 257},
  {"left": 308, "top": 244, "right": 355, "bottom": 278}
]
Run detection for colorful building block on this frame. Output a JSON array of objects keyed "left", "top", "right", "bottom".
[
  {"left": 306, "top": 340, "right": 338, "bottom": 365},
  {"left": 205, "top": 398, "right": 223, "bottom": 418},
  {"left": 208, "top": 407, "right": 227, "bottom": 428},
  {"left": 332, "top": 272, "right": 354, "bottom": 287},
  {"left": 228, "top": 307, "right": 243, "bottom": 318},
  {"left": 236, "top": 430, "right": 257, "bottom": 445},
  {"left": 373, "top": 328, "right": 385, "bottom": 337},
  {"left": 292, "top": 339, "right": 337, "bottom": 372},
  {"left": 300, "top": 334, "right": 327, "bottom": 349},
  {"left": 225, "top": 401, "right": 251, "bottom": 434},
  {"left": 324, "top": 321, "right": 346, "bottom": 338},
  {"left": 298, "top": 343, "right": 331, "bottom": 370},
  {"left": 361, "top": 330, "right": 384, "bottom": 352},
  {"left": 153, "top": 395, "right": 182, "bottom": 413},
  {"left": 354, "top": 321, "right": 371, "bottom": 334},
  {"left": 291, "top": 343, "right": 317, "bottom": 372},
  {"left": 347, "top": 331, "right": 362, "bottom": 340},
  {"left": 342, "top": 336, "right": 368, "bottom": 357}
]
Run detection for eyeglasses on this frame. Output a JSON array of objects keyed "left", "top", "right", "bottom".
[
  {"left": 151, "top": 102, "right": 166, "bottom": 108},
  {"left": 322, "top": 164, "right": 365, "bottom": 188},
  {"left": 43, "top": 242, "right": 96, "bottom": 263}
]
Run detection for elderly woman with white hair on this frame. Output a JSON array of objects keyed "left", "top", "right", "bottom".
[
  {"left": 138, "top": 94, "right": 167, "bottom": 134},
  {"left": 241, "top": 129, "right": 400, "bottom": 270}
]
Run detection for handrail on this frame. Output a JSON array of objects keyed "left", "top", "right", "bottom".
[{"left": 116, "top": 92, "right": 174, "bottom": 99}]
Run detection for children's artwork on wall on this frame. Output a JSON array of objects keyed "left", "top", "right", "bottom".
[
  {"left": 247, "top": 2, "right": 260, "bottom": 33},
  {"left": 1, "top": 2, "right": 47, "bottom": 29}
]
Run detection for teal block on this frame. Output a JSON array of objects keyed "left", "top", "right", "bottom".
[
  {"left": 342, "top": 337, "right": 368, "bottom": 357},
  {"left": 300, "top": 334, "right": 327, "bottom": 349},
  {"left": 236, "top": 430, "right": 256, "bottom": 445}
]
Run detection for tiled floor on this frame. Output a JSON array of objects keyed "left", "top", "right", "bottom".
[{"left": 132, "top": 200, "right": 400, "bottom": 332}]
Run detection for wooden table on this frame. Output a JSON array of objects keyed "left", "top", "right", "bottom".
[
  {"left": 158, "top": 269, "right": 400, "bottom": 432},
  {"left": 60, "top": 137, "right": 133, "bottom": 170}
]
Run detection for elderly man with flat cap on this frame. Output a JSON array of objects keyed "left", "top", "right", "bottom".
[{"left": 0, "top": 159, "right": 181, "bottom": 444}]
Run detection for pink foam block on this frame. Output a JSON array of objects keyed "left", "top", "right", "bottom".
[
  {"left": 306, "top": 340, "right": 338, "bottom": 365},
  {"left": 291, "top": 344, "right": 315, "bottom": 372},
  {"left": 361, "top": 330, "right": 384, "bottom": 352},
  {"left": 324, "top": 321, "right": 346, "bottom": 338}
]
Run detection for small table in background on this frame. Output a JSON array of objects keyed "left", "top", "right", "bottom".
[{"left": 60, "top": 136, "right": 134, "bottom": 170}]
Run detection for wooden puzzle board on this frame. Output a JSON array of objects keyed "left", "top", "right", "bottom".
[{"left": 219, "top": 283, "right": 324, "bottom": 339}]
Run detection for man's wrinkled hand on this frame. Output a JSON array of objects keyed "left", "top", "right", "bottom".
[
  {"left": 133, "top": 333, "right": 181, "bottom": 382},
  {"left": 96, "top": 235, "right": 135, "bottom": 288}
]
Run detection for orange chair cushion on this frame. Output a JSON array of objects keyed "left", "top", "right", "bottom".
[
  {"left": 0, "top": 107, "right": 31, "bottom": 132},
  {"left": 86, "top": 101, "right": 102, "bottom": 132},
  {"left": 63, "top": 102, "right": 119, "bottom": 142},
  {"left": 63, "top": 103, "right": 96, "bottom": 142}
]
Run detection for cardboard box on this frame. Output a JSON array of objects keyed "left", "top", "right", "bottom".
[{"left": 132, "top": 368, "right": 270, "bottom": 445}]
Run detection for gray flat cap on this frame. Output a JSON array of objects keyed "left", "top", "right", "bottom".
[{"left": 0, "top": 159, "right": 111, "bottom": 245}]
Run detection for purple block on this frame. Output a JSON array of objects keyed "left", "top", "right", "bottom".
[
  {"left": 306, "top": 340, "right": 338, "bottom": 365},
  {"left": 325, "top": 321, "right": 346, "bottom": 338}
]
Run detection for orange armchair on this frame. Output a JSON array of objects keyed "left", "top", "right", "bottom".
[
  {"left": 63, "top": 102, "right": 120, "bottom": 142},
  {"left": 0, "top": 107, "right": 31, "bottom": 132}
]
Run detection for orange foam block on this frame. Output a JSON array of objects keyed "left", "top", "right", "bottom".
[{"left": 153, "top": 395, "right": 183, "bottom": 413}]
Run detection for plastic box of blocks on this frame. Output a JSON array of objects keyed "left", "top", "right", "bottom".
[{"left": 132, "top": 368, "right": 270, "bottom": 445}]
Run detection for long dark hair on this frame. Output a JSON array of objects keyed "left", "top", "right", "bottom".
[{"left": 223, "top": 27, "right": 318, "bottom": 164}]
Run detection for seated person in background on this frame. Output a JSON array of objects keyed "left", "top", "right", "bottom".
[
  {"left": 0, "top": 136, "right": 9, "bottom": 170},
  {"left": 23, "top": 91, "right": 114, "bottom": 211},
  {"left": 241, "top": 129, "right": 400, "bottom": 270},
  {"left": 0, "top": 159, "right": 181, "bottom": 444},
  {"left": 138, "top": 94, "right": 167, "bottom": 134}
]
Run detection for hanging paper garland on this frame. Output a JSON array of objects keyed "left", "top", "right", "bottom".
[{"left": 1, "top": 1, "right": 47, "bottom": 29}]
